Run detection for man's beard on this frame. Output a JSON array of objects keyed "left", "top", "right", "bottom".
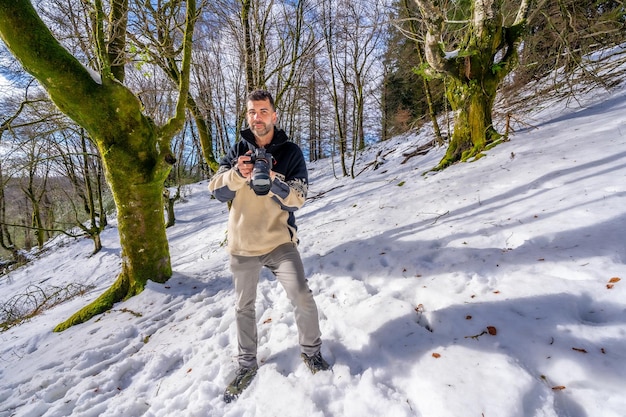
[{"left": 252, "top": 122, "right": 272, "bottom": 137}]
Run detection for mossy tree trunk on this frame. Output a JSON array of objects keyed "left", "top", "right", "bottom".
[
  {"left": 439, "top": 65, "right": 502, "bottom": 167},
  {"left": 414, "top": 0, "right": 532, "bottom": 170},
  {"left": 188, "top": 97, "right": 220, "bottom": 175},
  {"left": 0, "top": 0, "right": 197, "bottom": 331}
]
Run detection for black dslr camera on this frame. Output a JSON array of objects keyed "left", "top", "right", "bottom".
[{"left": 245, "top": 148, "right": 274, "bottom": 195}]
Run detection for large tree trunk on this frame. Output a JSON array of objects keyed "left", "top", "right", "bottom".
[
  {"left": 0, "top": 0, "right": 195, "bottom": 331},
  {"left": 54, "top": 175, "right": 171, "bottom": 330},
  {"left": 50, "top": 79, "right": 175, "bottom": 331},
  {"left": 440, "top": 63, "right": 502, "bottom": 167},
  {"left": 414, "top": 0, "right": 532, "bottom": 170},
  {"left": 52, "top": 81, "right": 174, "bottom": 331}
]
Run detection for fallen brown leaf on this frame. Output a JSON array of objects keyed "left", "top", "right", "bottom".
[{"left": 607, "top": 277, "right": 621, "bottom": 289}]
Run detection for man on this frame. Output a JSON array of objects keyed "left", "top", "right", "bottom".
[{"left": 209, "top": 90, "right": 330, "bottom": 403}]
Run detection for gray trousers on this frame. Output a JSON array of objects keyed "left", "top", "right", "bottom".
[{"left": 229, "top": 242, "right": 322, "bottom": 368}]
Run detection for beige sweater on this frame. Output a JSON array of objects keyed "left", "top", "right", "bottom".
[{"left": 209, "top": 145, "right": 307, "bottom": 256}]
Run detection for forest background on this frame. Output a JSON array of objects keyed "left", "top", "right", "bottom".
[{"left": 0, "top": 0, "right": 625, "bottom": 328}]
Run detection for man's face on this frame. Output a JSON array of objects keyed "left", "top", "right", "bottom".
[{"left": 246, "top": 98, "right": 277, "bottom": 138}]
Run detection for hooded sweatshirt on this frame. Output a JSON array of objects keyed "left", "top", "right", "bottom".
[{"left": 208, "top": 127, "right": 308, "bottom": 256}]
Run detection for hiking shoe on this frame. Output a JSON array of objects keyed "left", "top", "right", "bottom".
[
  {"left": 301, "top": 351, "right": 331, "bottom": 374},
  {"left": 223, "top": 364, "right": 258, "bottom": 403}
]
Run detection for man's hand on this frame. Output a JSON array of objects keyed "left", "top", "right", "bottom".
[{"left": 235, "top": 152, "right": 253, "bottom": 179}]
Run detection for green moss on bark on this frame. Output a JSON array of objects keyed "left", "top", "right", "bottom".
[{"left": 54, "top": 272, "right": 130, "bottom": 332}]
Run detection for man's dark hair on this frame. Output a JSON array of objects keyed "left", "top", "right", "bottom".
[{"left": 247, "top": 89, "right": 276, "bottom": 111}]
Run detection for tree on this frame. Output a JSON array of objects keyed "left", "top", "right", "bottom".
[
  {"left": 413, "top": 0, "right": 532, "bottom": 169},
  {"left": 321, "top": 0, "right": 350, "bottom": 177},
  {"left": 319, "top": 0, "right": 387, "bottom": 177},
  {"left": 52, "top": 126, "right": 109, "bottom": 254},
  {"left": 1, "top": 86, "right": 111, "bottom": 258},
  {"left": 342, "top": 0, "right": 386, "bottom": 178},
  {"left": 127, "top": 1, "right": 219, "bottom": 175},
  {"left": 0, "top": 94, "right": 44, "bottom": 266},
  {"left": 0, "top": 0, "right": 197, "bottom": 331},
  {"left": 15, "top": 124, "right": 54, "bottom": 249},
  {"left": 382, "top": 0, "right": 445, "bottom": 144},
  {"left": 515, "top": 0, "right": 625, "bottom": 89}
]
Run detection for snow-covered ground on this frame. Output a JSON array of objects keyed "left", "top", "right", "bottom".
[{"left": 1, "top": 75, "right": 626, "bottom": 417}]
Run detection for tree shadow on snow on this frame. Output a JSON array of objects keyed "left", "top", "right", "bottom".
[{"left": 328, "top": 292, "right": 626, "bottom": 417}]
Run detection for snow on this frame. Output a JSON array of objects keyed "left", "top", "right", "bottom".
[{"left": 2, "top": 79, "right": 626, "bottom": 417}]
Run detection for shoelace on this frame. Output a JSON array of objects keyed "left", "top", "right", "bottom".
[
  {"left": 234, "top": 368, "right": 250, "bottom": 383},
  {"left": 305, "top": 353, "right": 324, "bottom": 367}
]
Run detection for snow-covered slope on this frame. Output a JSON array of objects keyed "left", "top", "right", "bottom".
[{"left": 1, "top": 78, "right": 626, "bottom": 417}]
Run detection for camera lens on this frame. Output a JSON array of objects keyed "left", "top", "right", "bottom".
[{"left": 251, "top": 154, "right": 272, "bottom": 195}]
